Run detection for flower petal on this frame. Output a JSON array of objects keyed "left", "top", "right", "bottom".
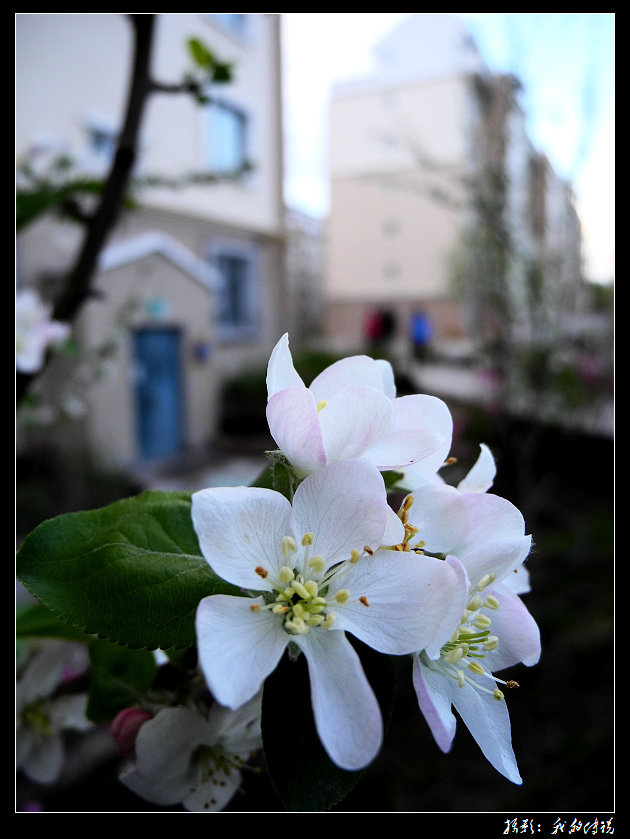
[
  {"left": 292, "top": 460, "right": 389, "bottom": 566},
  {"left": 405, "top": 484, "right": 470, "bottom": 554},
  {"left": 318, "top": 386, "right": 392, "bottom": 464},
  {"left": 376, "top": 359, "right": 397, "bottom": 400},
  {"left": 332, "top": 552, "right": 468, "bottom": 658},
  {"left": 309, "top": 355, "right": 386, "bottom": 402},
  {"left": 457, "top": 443, "right": 496, "bottom": 493},
  {"left": 266, "top": 387, "right": 327, "bottom": 477},
  {"left": 483, "top": 585, "right": 541, "bottom": 671},
  {"left": 196, "top": 595, "right": 288, "bottom": 710},
  {"left": 449, "top": 671, "right": 522, "bottom": 784},
  {"left": 192, "top": 485, "right": 294, "bottom": 588},
  {"left": 381, "top": 505, "right": 405, "bottom": 547},
  {"left": 293, "top": 630, "right": 383, "bottom": 770},
  {"left": 183, "top": 765, "right": 242, "bottom": 812},
  {"left": 266, "top": 333, "right": 305, "bottom": 398},
  {"left": 412, "top": 654, "right": 457, "bottom": 753}
]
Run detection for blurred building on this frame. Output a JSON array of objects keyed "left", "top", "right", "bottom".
[
  {"left": 16, "top": 14, "right": 286, "bottom": 465},
  {"left": 325, "top": 13, "right": 584, "bottom": 357}
]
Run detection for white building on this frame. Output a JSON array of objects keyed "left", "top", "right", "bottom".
[
  {"left": 16, "top": 13, "right": 286, "bottom": 464},
  {"left": 324, "top": 13, "right": 583, "bottom": 355}
]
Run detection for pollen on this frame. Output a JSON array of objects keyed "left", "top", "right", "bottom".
[
  {"left": 255, "top": 566, "right": 268, "bottom": 579},
  {"left": 316, "top": 399, "right": 328, "bottom": 412},
  {"left": 359, "top": 596, "right": 370, "bottom": 607}
]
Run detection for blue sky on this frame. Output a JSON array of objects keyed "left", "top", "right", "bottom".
[{"left": 281, "top": 13, "right": 614, "bottom": 284}]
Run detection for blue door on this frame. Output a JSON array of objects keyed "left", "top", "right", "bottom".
[{"left": 134, "top": 328, "right": 183, "bottom": 460}]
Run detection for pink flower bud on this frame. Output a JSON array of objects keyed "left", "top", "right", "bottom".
[{"left": 110, "top": 707, "right": 152, "bottom": 757}]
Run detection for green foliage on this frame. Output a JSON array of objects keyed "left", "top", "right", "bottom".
[
  {"left": 16, "top": 490, "right": 243, "bottom": 651},
  {"left": 262, "top": 639, "right": 396, "bottom": 811},
  {"left": 87, "top": 639, "right": 158, "bottom": 723},
  {"left": 186, "top": 37, "right": 233, "bottom": 88},
  {"left": 16, "top": 602, "right": 92, "bottom": 643}
]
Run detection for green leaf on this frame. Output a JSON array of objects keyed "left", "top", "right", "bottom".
[
  {"left": 16, "top": 602, "right": 92, "bottom": 643},
  {"left": 187, "top": 37, "right": 215, "bottom": 69},
  {"left": 87, "top": 638, "right": 157, "bottom": 723},
  {"left": 16, "top": 490, "right": 243, "bottom": 650},
  {"left": 381, "top": 470, "right": 404, "bottom": 490},
  {"left": 248, "top": 464, "right": 274, "bottom": 489},
  {"left": 262, "top": 638, "right": 396, "bottom": 811}
]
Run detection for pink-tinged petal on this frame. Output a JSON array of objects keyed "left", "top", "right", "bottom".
[
  {"left": 386, "top": 394, "right": 453, "bottom": 478},
  {"left": 405, "top": 485, "right": 470, "bottom": 554},
  {"left": 208, "top": 694, "right": 262, "bottom": 755},
  {"left": 457, "top": 443, "right": 496, "bottom": 493},
  {"left": 266, "top": 387, "right": 327, "bottom": 477},
  {"left": 192, "top": 486, "right": 294, "bottom": 588},
  {"left": 318, "top": 386, "right": 392, "bottom": 464},
  {"left": 266, "top": 333, "right": 305, "bottom": 398},
  {"left": 376, "top": 359, "right": 397, "bottom": 400},
  {"left": 456, "top": 493, "right": 527, "bottom": 556},
  {"left": 449, "top": 672, "right": 522, "bottom": 785},
  {"left": 293, "top": 460, "right": 389, "bottom": 566},
  {"left": 381, "top": 505, "right": 405, "bottom": 546},
  {"left": 294, "top": 630, "right": 383, "bottom": 770},
  {"left": 309, "top": 355, "right": 386, "bottom": 402},
  {"left": 484, "top": 585, "right": 541, "bottom": 671},
  {"left": 361, "top": 429, "right": 446, "bottom": 471},
  {"left": 456, "top": 536, "right": 532, "bottom": 591},
  {"left": 412, "top": 654, "right": 456, "bottom": 753},
  {"left": 333, "top": 552, "right": 468, "bottom": 658},
  {"left": 196, "top": 596, "right": 288, "bottom": 710}
]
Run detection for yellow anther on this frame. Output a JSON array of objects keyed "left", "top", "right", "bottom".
[
  {"left": 321, "top": 613, "right": 337, "bottom": 628},
  {"left": 255, "top": 566, "right": 268, "bottom": 579},
  {"left": 308, "top": 556, "right": 325, "bottom": 573},
  {"left": 364, "top": 546, "right": 374, "bottom": 556},
  {"left": 311, "top": 596, "right": 327, "bottom": 607},
  {"left": 467, "top": 595, "right": 483, "bottom": 611},
  {"left": 304, "top": 580, "right": 319, "bottom": 598},
  {"left": 291, "top": 580, "right": 310, "bottom": 600},
  {"left": 482, "top": 636, "right": 499, "bottom": 651},
  {"left": 283, "top": 586, "right": 295, "bottom": 598},
  {"left": 272, "top": 604, "right": 289, "bottom": 614},
  {"left": 359, "top": 596, "right": 370, "bottom": 607},
  {"left": 293, "top": 603, "right": 307, "bottom": 619},
  {"left": 467, "top": 661, "right": 485, "bottom": 675},
  {"left": 316, "top": 400, "right": 328, "bottom": 412},
  {"left": 445, "top": 457, "right": 458, "bottom": 465},
  {"left": 403, "top": 496, "right": 414, "bottom": 512},
  {"left": 286, "top": 617, "right": 309, "bottom": 635},
  {"left": 350, "top": 549, "right": 361, "bottom": 563},
  {"left": 443, "top": 647, "right": 464, "bottom": 664},
  {"left": 335, "top": 589, "right": 350, "bottom": 604},
  {"left": 301, "top": 532, "right": 314, "bottom": 546},
  {"left": 506, "top": 680, "right": 519, "bottom": 689},
  {"left": 484, "top": 595, "right": 500, "bottom": 610},
  {"left": 493, "top": 689, "right": 505, "bottom": 701},
  {"left": 457, "top": 670, "right": 466, "bottom": 688},
  {"left": 279, "top": 566, "right": 295, "bottom": 583},
  {"left": 307, "top": 615, "right": 324, "bottom": 626},
  {"left": 473, "top": 614, "right": 492, "bottom": 629},
  {"left": 416, "top": 539, "right": 426, "bottom": 548},
  {"left": 476, "top": 574, "right": 490, "bottom": 591},
  {"left": 281, "top": 537, "right": 298, "bottom": 558}
]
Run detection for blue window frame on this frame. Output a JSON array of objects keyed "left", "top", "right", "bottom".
[{"left": 207, "top": 240, "right": 260, "bottom": 342}]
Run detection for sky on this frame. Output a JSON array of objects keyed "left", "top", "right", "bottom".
[{"left": 281, "top": 13, "right": 615, "bottom": 284}]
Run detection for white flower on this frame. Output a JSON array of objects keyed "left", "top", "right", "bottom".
[
  {"left": 192, "top": 459, "right": 467, "bottom": 771},
  {"left": 265, "top": 333, "right": 452, "bottom": 478},
  {"left": 390, "top": 448, "right": 540, "bottom": 783},
  {"left": 16, "top": 640, "right": 92, "bottom": 784},
  {"left": 120, "top": 695, "right": 262, "bottom": 812},
  {"left": 16, "top": 288, "right": 70, "bottom": 374}
]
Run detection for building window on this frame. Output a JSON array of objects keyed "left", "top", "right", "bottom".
[
  {"left": 84, "top": 113, "right": 119, "bottom": 164},
  {"left": 207, "top": 241, "right": 260, "bottom": 341},
  {"left": 205, "top": 100, "right": 248, "bottom": 174}
]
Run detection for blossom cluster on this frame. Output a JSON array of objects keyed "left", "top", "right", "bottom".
[{"left": 189, "top": 334, "right": 541, "bottom": 790}]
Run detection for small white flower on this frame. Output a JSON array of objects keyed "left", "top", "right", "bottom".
[
  {"left": 16, "top": 288, "right": 70, "bottom": 374},
  {"left": 16, "top": 640, "right": 92, "bottom": 784},
  {"left": 192, "top": 459, "right": 467, "bottom": 770},
  {"left": 120, "top": 696, "right": 262, "bottom": 812},
  {"left": 389, "top": 447, "right": 540, "bottom": 783},
  {"left": 265, "top": 333, "right": 453, "bottom": 478}
]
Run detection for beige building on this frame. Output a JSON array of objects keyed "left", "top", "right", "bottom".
[
  {"left": 16, "top": 13, "right": 286, "bottom": 465},
  {"left": 324, "top": 14, "right": 583, "bottom": 355}
]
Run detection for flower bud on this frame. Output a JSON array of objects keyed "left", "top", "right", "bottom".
[{"left": 110, "top": 707, "right": 152, "bottom": 757}]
